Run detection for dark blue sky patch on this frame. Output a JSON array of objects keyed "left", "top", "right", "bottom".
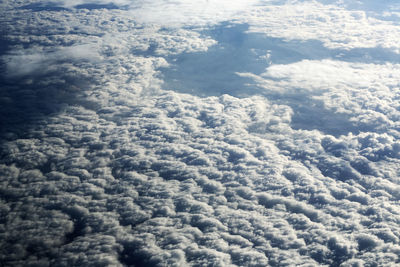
[
  {"left": 161, "top": 23, "right": 388, "bottom": 136},
  {"left": 161, "top": 23, "right": 324, "bottom": 97},
  {"left": 160, "top": 22, "right": 400, "bottom": 98},
  {"left": 284, "top": 94, "right": 361, "bottom": 136}
]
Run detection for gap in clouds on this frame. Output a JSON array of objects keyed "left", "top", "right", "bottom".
[
  {"left": 159, "top": 22, "right": 400, "bottom": 136},
  {"left": 160, "top": 23, "right": 330, "bottom": 97},
  {"left": 161, "top": 22, "right": 400, "bottom": 99}
]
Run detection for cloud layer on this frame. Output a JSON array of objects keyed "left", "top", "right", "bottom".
[{"left": 1, "top": 0, "right": 400, "bottom": 266}]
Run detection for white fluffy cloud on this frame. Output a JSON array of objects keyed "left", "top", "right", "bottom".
[
  {"left": 240, "top": 59, "right": 400, "bottom": 136},
  {"left": 125, "top": 0, "right": 261, "bottom": 26},
  {"left": 2, "top": 0, "right": 400, "bottom": 266},
  {"left": 4, "top": 44, "right": 103, "bottom": 77},
  {"left": 245, "top": 1, "right": 400, "bottom": 52}
]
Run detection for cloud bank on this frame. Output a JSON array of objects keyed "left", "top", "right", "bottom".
[{"left": 1, "top": 0, "right": 400, "bottom": 266}]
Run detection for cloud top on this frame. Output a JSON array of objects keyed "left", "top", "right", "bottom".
[{"left": 2, "top": 0, "right": 400, "bottom": 266}]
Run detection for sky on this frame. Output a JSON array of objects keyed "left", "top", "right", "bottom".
[{"left": 1, "top": 0, "right": 400, "bottom": 266}]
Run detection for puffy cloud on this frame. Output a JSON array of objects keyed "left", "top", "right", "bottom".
[
  {"left": 4, "top": 44, "right": 103, "bottom": 78},
  {"left": 240, "top": 59, "right": 400, "bottom": 138},
  {"left": 125, "top": 0, "right": 261, "bottom": 26},
  {"left": 11, "top": 0, "right": 262, "bottom": 27},
  {"left": 2, "top": 0, "right": 400, "bottom": 266},
  {"left": 245, "top": 1, "right": 400, "bottom": 53}
]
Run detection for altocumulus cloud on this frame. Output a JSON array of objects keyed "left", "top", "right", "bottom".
[{"left": 1, "top": 0, "right": 400, "bottom": 266}]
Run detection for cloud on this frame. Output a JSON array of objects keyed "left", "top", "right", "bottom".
[
  {"left": 126, "top": 0, "right": 261, "bottom": 26},
  {"left": 4, "top": 44, "right": 102, "bottom": 78},
  {"left": 3, "top": 85, "right": 400, "bottom": 265},
  {"left": 246, "top": 1, "right": 400, "bottom": 53},
  {"left": 258, "top": 59, "right": 400, "bottom": 91},
  {"left": 14, "top": 0, "right": 262, "bottom": 27},
  {"left": 239, "top": 59, "right": 400, "bottom": 136},
  {"left": 2, "top": 0, "right": 400, "bottom": 266}
]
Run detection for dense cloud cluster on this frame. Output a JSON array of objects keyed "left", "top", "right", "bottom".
[
  {"left": 245, "top": 1, "right": 400, "bottom": 51},
  {"left": 1, "top": 0, "right": 400, "bottom": 266}
]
